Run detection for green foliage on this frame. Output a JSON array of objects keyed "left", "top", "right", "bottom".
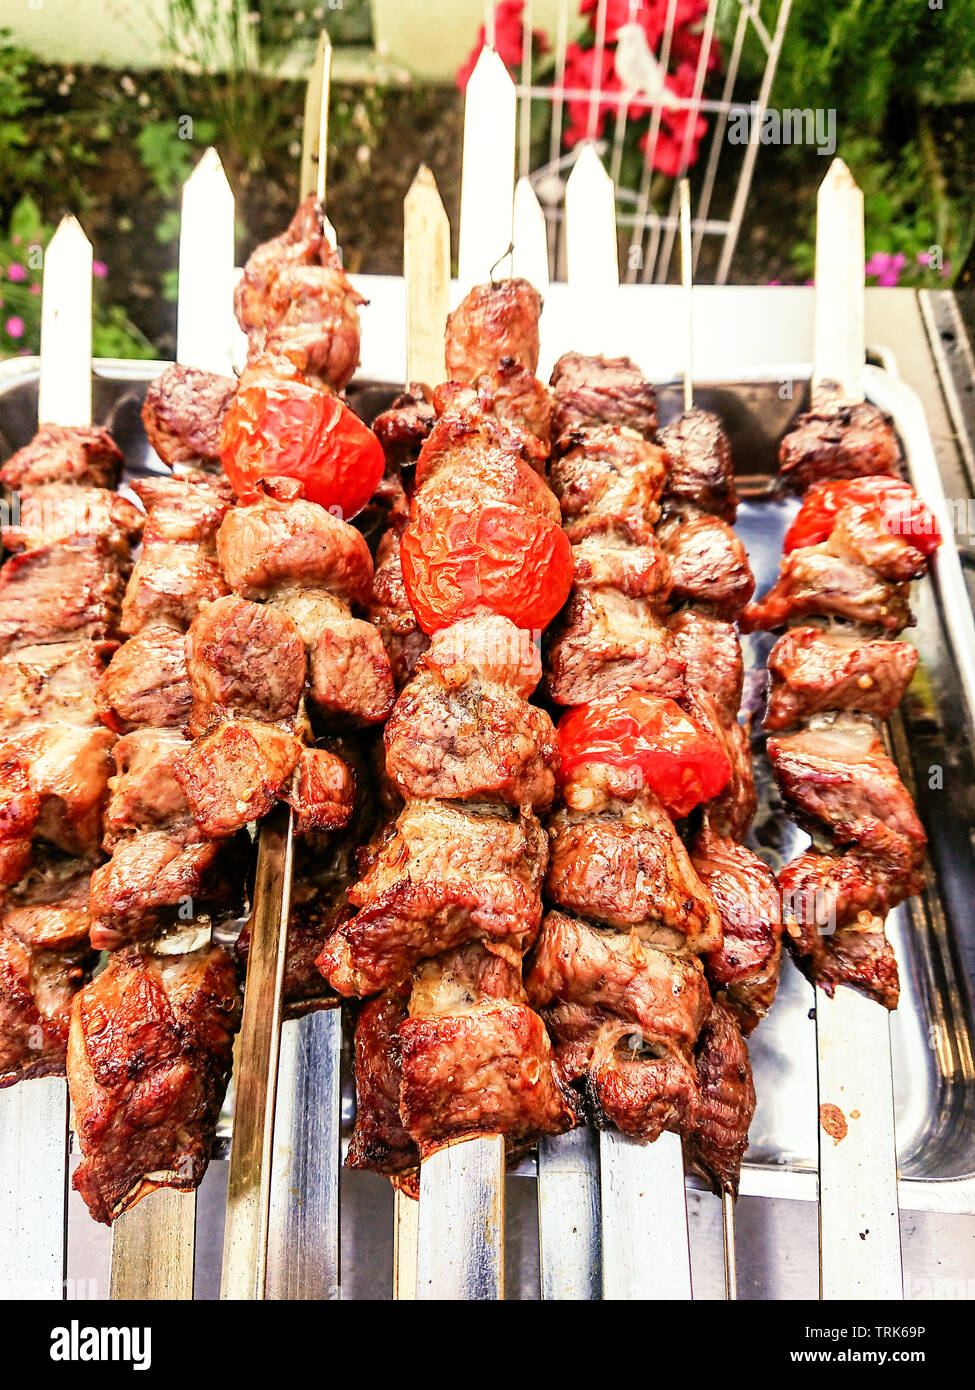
[
  {"left": 0, "top": 196, "right": 155, "bottom": 361},
  {"left": 136, "top": 120, "right": 215, "bottom": 199},
  {"left": 0, "top": 30, "right": 41, "bottom": 193}
]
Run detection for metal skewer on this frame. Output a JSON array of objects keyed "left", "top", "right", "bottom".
[
  {"left": 810, "top": 158, "right": 903, "bottom": 1300},
  {"left": 110, "top": 146, "right": 236, "bottom": 1303},
  {"left": 0, "top": 215, "right": 92, "bottom": 1301},
  {"left": 414, "top": 47, "right": 515, "bottom": 1302},
  {"left": 678, "top": 175, "right": 738, "bottom": 1301}
]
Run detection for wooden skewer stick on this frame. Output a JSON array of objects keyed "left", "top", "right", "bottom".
[
  {"left": 393, "top": 164, "right": 451, "bottom": 1303},
  {"left": 812, "top": 157, "right": 902, "bottom": 1300},
  {"left": 563, "top": 145, "right": 693, "bottom": 1301},
  {"left": 457, "top": 47, "right": 516, "bottom": 294},
  {"left": 110, "top": 148, "right": 236, "bottom": 1302},
  {"left": 677, "top": 176, "right": 738, "bottom": 1302},
  {"left": 0, "top": 216, "right": 92, "bottom": 1301}
]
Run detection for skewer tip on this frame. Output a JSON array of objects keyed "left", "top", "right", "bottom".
[
  {"left": 48, "top": 213, "right": 92, "bottom": 253},
  {"left": 821, "top": 156, "right": 858, "bottom": 193}
]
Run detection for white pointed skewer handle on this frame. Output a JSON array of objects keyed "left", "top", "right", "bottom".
[
  {"left": 404, "top": 167, "right": 450, "bottom": 389},
  {"left": 176, "top": 147, "right": 235, "bottom": 376},
  {"left": 564, "top": 144, "right": 620, "bottom": 356},
  {"left": 458, "top": 47, "right": 516, "bottom": 293},
  {"left": 813, "top": 158, "right": 866, "bottom": 400},
  {"left": 0, "top": 214, "right": 94, "bottom": 1300},
  {"left": 512, "top": 177, "right": 550, "bottom": 292}
]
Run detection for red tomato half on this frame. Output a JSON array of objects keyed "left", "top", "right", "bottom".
[
  {"left": 401, "top": 500, "right": 575, "bottom": 636},
  {"left": 785, "top": 476, "right": 941, "bottom": 556},
  {"left": 557, "top": 692, "right": 732, "bottom": 818},
  {"left": 219, "top": 379, "right": 385, "bottom": 519}
]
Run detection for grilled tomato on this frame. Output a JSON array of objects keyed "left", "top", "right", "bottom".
[{"left": 784, "top": 476, "right": 941, "bottom": 556}]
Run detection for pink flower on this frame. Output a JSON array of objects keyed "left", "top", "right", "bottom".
[
  {"left": 29, "top": 283, "right": 40, "bottom": 296},
  {"left": 6, "top": 263, "right": 26, "bottom": 282},
  {"left": 92, "top": 260, "right": 108, "bottom": 278},
  {"left": 865, "top": 251, "right": 906, "bottom": 288},
  {"left": 5, "top": 317, "right": 24, "bottom": 339},
  {"left": 456, "top": 1, "right": 549, "bottom": 90}
]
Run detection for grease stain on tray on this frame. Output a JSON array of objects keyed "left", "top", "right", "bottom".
[{"left": 819, "top": 1102, "right": 848, "bottom": 1143}]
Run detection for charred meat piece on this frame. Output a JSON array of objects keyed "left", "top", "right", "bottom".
[
  {"left": 399, "top": 943, "right": 579, "bottom": 1158},
  {"left": 550, "top": 351, "right": 658, "bottom": 443},
  {"left": 546, "top": 780, "right": 723, "bottom": 954},
  {"left": 415, "top": 405, "right": 548, "bottom": 487},
  {"left": 549, "top": 426, "right": 669, "bottom": 544},
  {"left": 657, "top": 514, "right": 755, "bottom": 618},
  {"left": 658, "top": 406, "right": 738, "bottom": 522},
  {"left": 0, "top": 542, "right": 126, "bottom": 654},
  {"left": 279, "top": 745, "right": 356, "bottom": 836},
  {"left": 767, "top": 717, "right": 927, "bottom": 865},
  {"left": 422, "top": 613, "right": 543, "bottom": 700},
  {"left": 587, "top": 1031, "right": 702, "bottom": 1142},
  {"left": 683, "top": 691, "right": 757, "bottom": 842},
  {"left": 667, "top": 610, "right": 743, "bottom": 724},
  {"left": 692, "top": 826, "right": 783, "bottom": 1033},
  {"left": 141, "top": 364, "right": 238, "bottom": 468},
  {"left": 320, "top": 799, "right": 546, "bottom": 996},
  {"left": 444, "top": 278, "right": 542, "bottom": 382},
  {"left": 779, "top": 845, "right": 924, "bottom": 939},
  {"left": 740, "top": 548, "right": 913, "bottom": 634},
  {"left": 131, "top": 473, "right": 234, "bottom": 547},
  {"left": 368, "top": 524, "right": 429, "bottom": 690},
  {"left": 2, "top": 484, "right": 144, "bottom": 555},
  {"left": 216, "top": 478, "right": 373, "bottom": 608},
  {"left": 120, "top": 542, "right": 229, "bottom": 637},
  {"left": 69, "top": 943, "right": 241, "bottom": 1224},
  {"left": 103, "top": 728, "right": 191, "bottom": 845},
  {"left": 173, "top": 718, "right": 304, "bottom": 839},
  {"left": 306, "top": 602, "right": 396, "bottom": 726},
  {"left": 99, "top": 624, "right": 193, "bottom": 732},
  {"left": 384, "top": 659, "right": 558, "bottom": 809},
  {"left": 0, "top": 423, "right": 124, "bottom": 491},
  {"left": 685, "top": 1000, "right": 755, "bottom": 1195},
  {"left": 88, "top": 828, "right": 234, "bottom": 950},
  {"left": 764, "top": 626, "right": 918, "bottom": 731},
  {"left": 372, "top": 386, "right": 436, "bottom": 470},
  {"left": 0, "top": 870, "right": 94, "bottom": 1087},
  {"left": 0, "top": 724, "right": 114, "bottom": 862},
  {"left": 827, "top": 502, "right": 930, "bottom": 582},
  {"left": 347, "top": 992, "right": 418, "bottom": 1177},
  {"left": 778, "top": 391, "right": 901, "bottom": 492},
  {"left": 545, "top": 588, "right": 685, "bottom": 706},
  {"left": 570, "top": 533, "right": 673, "bottom": 602},
  {"left": 185, "top": 595, "right": 307, "bottom": 736},
  {"left": 526, "top": 910, "right": 711, "bottom": 1070},
  {"left": 0, "top": 639, "right": 116, "bottom": 731}
]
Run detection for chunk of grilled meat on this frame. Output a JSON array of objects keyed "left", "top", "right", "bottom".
[
  {"left": 216, "top": 477, "right": 374, "bottom": 607},
  {"left": 657, "top": 513, "right": 755, "bottom": 618},
  {"left": 545, "top": 588, "right": 685, "bottom": 705},
  {"left": 279, "top": 745, "right": 357, "bottom": 837},
  {"left": 740, "top": 547, "right": 913, "bottom": 634},
  {"left": 0, "top": 423, "right": 124, "bottom": 491},
  {"left": 0, "top": 869, "right": 94, "bottom": 1087},
  {"left": 444, "top": 278, "right": 542, "bottom": 382},
  {"left": 347, "top": 992, "right": 419, "bottom": 1177},
  {"left": 319, "top": 799, "right": 546, "bottom": 996},
  {"left": 692, "top": 826, "right": 783, "bottom": 1033},
  {"left": 0, "top": 541, "right": 126, "bottom": 654},
  {"left": 131, "top": 473, "right": 234, "bottom": 547},
  {"left": 764, "top": 626, "right": 918, "bottom": 731},
  {"left": 172, "top": 718, "right": 304, "bottom": 839},
  {"left": 103, "top": 728, "right": 191, "bottom": 846},
  {"left": 549, "top": 426, "right": 669, "bottom": 543},
  {"left": 368, "top": 522, "right": 429, "bottom": 690},
  {"left": 99, "top": 624, "right": 193, "bottom": 732},
  {"left": 667, "top": 610, "right": 743, "bottom": 724},
  {"left": 88, "top": 828, "right": 239, "bottom": 951},
  {"left": 234, "top": 195, "right": 363, "bottom": 392},
  {"left": 0, "top": 639, "right": 116, "bottom": 731},
  {"left": 767, "top": 716, "right": 927, "bottom": 865},
  {"left": 0, "top": 724, "right": 115, "bottom": 867},
  {"left": 547, "top": 773, "right": 723, "bottom": 955},
  {"left": 685, "top": 1000, "right": 755, "bottom": 1195},
  {"left": 550, "top": 351, "right": 658, "bottom": 443},
  {"left": 399, "top": 943, "right": 579, "bottom": 1158},
  {"left": 2, "top": 484, "right": 144, "bottom": 555},
  {"left": 658, "top": 406, "right": 738, "bottom": 522},
  {"left": 778, "top": 389, "right": 901, "bottom": 492},
  {"left": 120, "top": 542, "right": 229, "bottom": 638},
  {"left": 372, "top": 386, "right": 437, "bottom": 470},
  {"left": 141, "top": 364, "right": 237, "bottom": 468},
  {"left": 69, "top": 942, "right": 241, "bottom": 1224},
  {"left": 384, "top": 650, "right": 558, "bottom": 810},
  {"left": 683, "top": 690, "right": 757, "bottom": 842},
  {"left": 185, "top": 595, "right": 307, "bottom": 736}
]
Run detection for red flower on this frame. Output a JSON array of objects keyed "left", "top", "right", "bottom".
[
  {"left": 639, "top": 62, "right": 707, "bottom": 174},
  {"left": 561, "top": 40, "right": 650, "bottom": 146},
  {"left": 456, "top": 0, "right": 550, "bottom": 91}
]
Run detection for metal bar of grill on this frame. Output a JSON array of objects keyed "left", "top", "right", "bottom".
[
  {"left": 416, "top": 1136, "right": 506, "bottom": 1300},
  {"left": 0, "top": 1081, "right": 69, "bottom": 1299},
  {"left": 110, "top": 1191, "right": 196, "bottom": 1301}
]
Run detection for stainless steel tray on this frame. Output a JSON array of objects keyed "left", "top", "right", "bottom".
[{"left": 2, "top": 351, "right": 974, "bottom": 1303}]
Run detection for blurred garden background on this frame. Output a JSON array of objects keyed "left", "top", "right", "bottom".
[{"left": 1, "top": 0, "right": 974, "bottom": 360}]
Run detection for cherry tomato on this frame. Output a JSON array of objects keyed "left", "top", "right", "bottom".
[
  {"left": 219, "top": 378, "right": 384, "bottom": 519},
  {"left": 400, "top": 500, "right": 574, "bottom": 636},
  {"left": 784, "top": 476, "right": 941, "bottom": 556},
  {"left": 557, "top": 692, "right": 731, "bottom": 818}
]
